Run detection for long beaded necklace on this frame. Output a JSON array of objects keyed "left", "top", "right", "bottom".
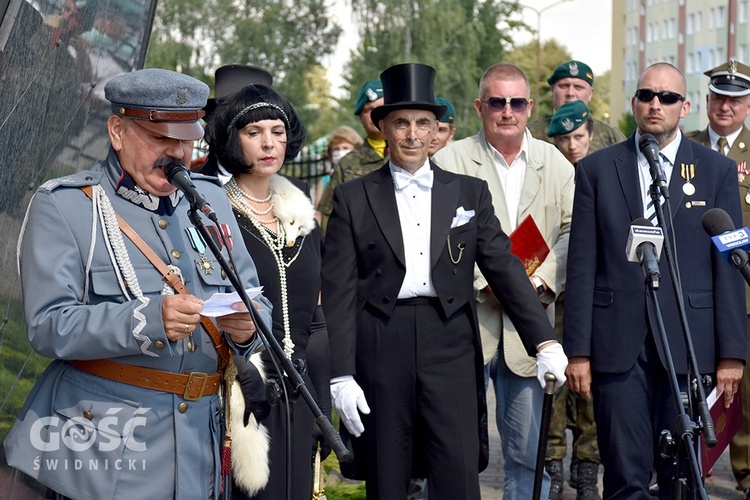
[{"left": 225, "top": 177, "right": 295, "bottom": 358}]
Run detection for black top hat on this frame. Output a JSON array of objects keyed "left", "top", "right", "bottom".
[
  {"left": 204, "top": 64, "right": 274, "bottom": 117},
  {"left": 371, "top": 63, "right": 448, "bottom": 128}
]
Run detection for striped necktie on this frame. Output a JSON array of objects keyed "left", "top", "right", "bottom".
[{"left": 645, "top": 153, "right": 669, "bottom": 223}]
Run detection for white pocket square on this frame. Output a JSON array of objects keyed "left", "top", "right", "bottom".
[{"left": 451, "top": 206, "right": 475, "bottom": 229}]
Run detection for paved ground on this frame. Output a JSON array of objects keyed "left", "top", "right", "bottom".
[{"left": 479, "top": 389, "right": 745, "bottom": 499}]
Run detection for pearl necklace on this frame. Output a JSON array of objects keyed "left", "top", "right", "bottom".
[{"left": 225, "top": 178, "right": 295, "bottom": 358}]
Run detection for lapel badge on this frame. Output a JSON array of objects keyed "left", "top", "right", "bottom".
[{"left": 680, "top": 163, "right": 696, "bottom": 196}]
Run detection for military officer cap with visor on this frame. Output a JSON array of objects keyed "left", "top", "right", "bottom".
[
  {"left": 705, "top": 59, "right": 750, "bottom": 97},
  {"left": 104, "top": 68, "right": 210, "bottom": 141}
]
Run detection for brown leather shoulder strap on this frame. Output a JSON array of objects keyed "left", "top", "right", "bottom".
[{"left": 81, "top": 186, "right": 229, "bottom": 369}]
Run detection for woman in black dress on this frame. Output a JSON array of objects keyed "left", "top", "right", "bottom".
[{"left": 206, "top": 84, "right": 330, "bottom": 500}]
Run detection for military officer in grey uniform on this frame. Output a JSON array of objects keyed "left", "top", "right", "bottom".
[
  {"left": 686, "top": 59, "right": 750, "bottom": 499},
  {"left": 3, "top": 68, "right": 271, "bottom": 500},
  {"left": 528, "top": 60, "right": 625, "bottom": 153}
]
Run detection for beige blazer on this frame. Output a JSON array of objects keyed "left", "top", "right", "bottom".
[{"left": 433, "top": 129, "right": 575, "bottom": 376}]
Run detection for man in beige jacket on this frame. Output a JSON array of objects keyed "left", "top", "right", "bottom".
[{"left": 433, "top": 62, "right": 574, "bottom": 499}]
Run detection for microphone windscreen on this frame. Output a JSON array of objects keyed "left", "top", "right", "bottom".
[
  {"left": 164, "top": 159, "right": 186, "bottom": 183},
  {"left": 631, "top": 217, "right": 652, "bottom": 228},
  {"left": 638, "top": 133, "right": 658, "bottom": 153},
  {"left": 702, "top": 207, "right": 735, "bottom": 236}
]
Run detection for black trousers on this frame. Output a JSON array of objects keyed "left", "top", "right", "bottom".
[{"left": 356, "top": 298, "right": 481, "bottom": 500}]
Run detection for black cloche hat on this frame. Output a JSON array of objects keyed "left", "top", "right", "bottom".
[{"left": 371, "top": 63, "right": 448, "bottom": 128}]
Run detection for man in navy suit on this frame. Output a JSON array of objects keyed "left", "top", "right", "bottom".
[
  {"left": 321, "top": 63, "right": 568, "bottom": 499},
  {"left": 565, "top": 62, "right": 747, "bottom": 498}
]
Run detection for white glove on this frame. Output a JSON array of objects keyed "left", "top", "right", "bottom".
[
  {"left": 536, "top": 342, "right": 568, "bottom": 389},
  {"left": 330, "top": 375, "right": 371, "bottom": 437}
]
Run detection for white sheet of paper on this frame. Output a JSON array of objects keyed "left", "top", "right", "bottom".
[{"left": 201, "top": 287, "right": 263, "bottom": 317}]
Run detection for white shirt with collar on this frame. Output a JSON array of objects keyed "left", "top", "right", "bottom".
[
  {"left": 487, "top": 134, "right": 528, "bottom": 231},
  {"left": 635, "top": 130, "right": 680, "bottom": 215},
  {"left": 390, "top": 161, "right": 437, "bottom": 298},
  {"left": 708, "top": 126, "right": 743, "bottom": 154}
]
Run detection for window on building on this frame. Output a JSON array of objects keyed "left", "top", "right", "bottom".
[
  {"left": 740, "top": 44, "right": 749, "bottom": 63},
  {"left": 687, "top": 53, "right": 694, "bottom": 74},
  {"left": 663, "top": 20, "right": 668, "bottom": 39},
  {"left": 717, "top": 6, "right": 726, "bottom": 28},
  {"left": 709, "top": 7, "right": 715, "bottom": 29},
  {"left": 687, "top": 14, "right": 694, "bottom": 35},
  {"left": 647, "top": 23, "right": 652, "bottom": 42},
  {"left": 740, "top": 1, "right": 748, "bottom": 23},
  {"left": 717, "top": 47, "right": 724, "bottom": 63},
  {"left": 708, "top": 48, "right": 715, "bottom": 69},
  {"left": 696, "top": 11, "right": 702, "bottom": 32},
  {"left": 670, "top": 18, "right": 676, "bottom": 38}
]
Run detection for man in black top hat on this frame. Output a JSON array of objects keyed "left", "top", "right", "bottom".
[{"left": 321, "top": 63, "right": 566, "bottom": 499}]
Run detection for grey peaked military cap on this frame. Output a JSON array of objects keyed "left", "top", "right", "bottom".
[{"left": 105, "top": 68, "right": 210, "bottom": 141}]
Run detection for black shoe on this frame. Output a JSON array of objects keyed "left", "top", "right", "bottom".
[
  {"left": 570, "top": 455, "right": 579, "bottom": 489},
  {"left": 575, "top": 461, "right": 600, "bottom": 500},
  {"left": 648, "top": 483, "right": 659, "bottom": 498},
  {"left": 546, "top": 459, "right": 564, "bottom": 500},
  {"left": 743, "top": 487, "right": 750, "bottom": 500}
]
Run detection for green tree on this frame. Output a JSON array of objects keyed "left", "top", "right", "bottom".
[
  {"left": 342, "top": 0, "right": 530, "bottom": 139},
  {"left": 504, "top": 39, "right": 572, "bottom": 120},
  {"left": 147, "top": 0, "right": 341, "bottom": 135}
]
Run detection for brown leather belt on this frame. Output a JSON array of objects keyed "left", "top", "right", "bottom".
[
  {"left": 69, "top": 359, "right": 221, "bottom": 401},
  {"left": 116, "top": 107, "right": 205, "bottom": 122}
]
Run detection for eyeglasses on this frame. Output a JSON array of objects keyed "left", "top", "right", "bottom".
[
  {"left": 634, "top": 88, "right": 685, "bottom": 105},
  {"left": 480, "top": 97, "right": 530, "bottom": 112},
  {"left": 389, "top": 118, "right": 434, "bottom": 137}
]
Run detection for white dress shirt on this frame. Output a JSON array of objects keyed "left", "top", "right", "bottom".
[{"left": 390, "top": 161, "right": 437, "bottom": 298}]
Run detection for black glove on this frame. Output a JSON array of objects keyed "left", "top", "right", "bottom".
[
  {"left": 235, "top": 356, "right": 271, "bottom": 426},
  {"left": 312, "top": 419, "right": 332, "bottom": 461}
]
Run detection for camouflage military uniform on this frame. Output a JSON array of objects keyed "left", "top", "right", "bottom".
[
  {"left": 528, "top": 117, "right": 626, "bottom": 154},
  {"left": 316, "top": 140, "right": 386, "bottom": 233}
]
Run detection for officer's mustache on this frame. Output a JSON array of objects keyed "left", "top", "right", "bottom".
[{"left": 153, "top": 157, "right": 183, "bottom": 170}]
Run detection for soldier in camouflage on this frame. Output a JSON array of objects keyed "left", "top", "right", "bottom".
[
  {"left": 316, "top": 79, "right": 386, "bottom": 233},
  {"left": 528, "top": 60, "right": 625, "bottom": 154}
]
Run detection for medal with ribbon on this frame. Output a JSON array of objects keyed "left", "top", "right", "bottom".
[
  {"left": 680, "top": 163, "right": 696, "bottom": 196},
  {"left": 185, "top": 227, "right": 215, "bottom": 276},
  {"left": 738, "top": 161, "right": 749, "bottom": 184}
]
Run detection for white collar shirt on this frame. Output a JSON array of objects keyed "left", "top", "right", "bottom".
[
  {"left": 390, "top": 161, "right": 437, "bottom": 298},
  {"left": 487, "top": 135, "right": 528, "bottom": 232},
  {"left": 635, "top": 130, "right": 680, "bottom": 215},
  {"left": 708, "top": 126, "right": 742, "bottom": 154}
]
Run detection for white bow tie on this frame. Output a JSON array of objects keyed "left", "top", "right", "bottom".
[{"left": 392, "top": 169, "right": 434, "bottom": 190}]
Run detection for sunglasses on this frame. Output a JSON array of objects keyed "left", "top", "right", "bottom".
[
  {"left": 634, "top": 88, "right": 685, "bottom": 105},
  {"left": 481, "top": 97, "right": 530, "bottom": 112}
]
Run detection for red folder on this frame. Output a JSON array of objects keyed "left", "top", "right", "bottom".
[
  {"left": 509, "top": 215, "right": 550, "bottom": 276},
  {"left": 700, "top": 386, "right": 743, "bottom": 477}
]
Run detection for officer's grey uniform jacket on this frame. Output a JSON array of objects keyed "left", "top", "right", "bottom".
[{"left": 4, "top": 149, "right": 271, "bottom": 500}]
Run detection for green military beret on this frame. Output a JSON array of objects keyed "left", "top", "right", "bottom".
[
  {"left": 435, "top": 97, "right": 455, "bottom": 123},
  {"left": 354, "top": 79, "right": 384, "bottom": 115},
  {"left": 548, "top": 60, "right": 594, "bottom": 86},
  {"left": 547, "top": 100, "right": 590, "bottom": 137}
]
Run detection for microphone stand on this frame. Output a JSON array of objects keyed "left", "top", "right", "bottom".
[
  {"left": 649, "top": 184, "right": 713, "bottom": 499},
  {"left": 186, "top": 208, "right": 351, "bottom": 486}
]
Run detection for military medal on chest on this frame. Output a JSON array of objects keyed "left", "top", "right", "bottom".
[
  {"left": 738, "top": 161, "right": 750, "bottom": 185},
  {"left": 680, "top": 163, "right": 696, "bottom": 196},
  {"left": 185, "top": 227, "right": 214, "bottom": 275}
]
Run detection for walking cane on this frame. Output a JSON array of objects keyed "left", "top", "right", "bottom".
[{"left": 533, "top": 372, "right": 557, "bottom": 500}]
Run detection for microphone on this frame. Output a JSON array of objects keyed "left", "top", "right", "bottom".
[
  {"left": 164, "top": 159, "right": 218, "bottom": 221},
  {"left": 626, "top": 218, "right": 664, "bottom": 289},
  {"left": 638, "top": 133, "right": 669, "bottom": 198},
  {"left": 701, "top": 208, "right": 750, "bottom": 285}
]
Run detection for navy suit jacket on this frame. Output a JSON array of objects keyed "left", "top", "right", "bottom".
[
  {"left": 322, "top": 162, "right": 555, "bottom": 378},
  {"left": 564, "top": 134, "right": 747, "bottom": 374}
]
